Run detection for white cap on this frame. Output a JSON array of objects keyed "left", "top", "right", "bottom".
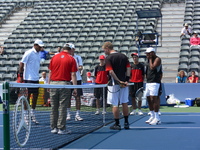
[
  {"left": 64, "top": 43, "right": 75, "bottom": 49},
  {"left": 34, "top": 39, "right": 44, "bottom": 47},
  {"left": 145, "top": 47, "right": 155, "bottom": 53}
]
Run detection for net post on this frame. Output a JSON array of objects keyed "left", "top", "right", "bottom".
[
  {"left": 103, "top": 87, "right": 105, "bottom": 125},
  {"left": 3, "top": 81, "right": 10, "bottom": 150}
]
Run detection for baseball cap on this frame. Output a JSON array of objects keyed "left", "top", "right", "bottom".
[
  {"left": 184, "top": 23, "right": 188, "bottom": 26},
  {"left": 63, "top": 43, "right": 75, "bottom": 49},
  {"left": 87, "top": 72, "right": 91, "bottom": 76},
  {"left": 34, "top": 39, "right": 44, "bottom": 47},
  {"left": 145, "top": 47, "right": 155, "bottom": 53},
  {"left": 131, "top": 53, "right": 139, "bottom": 57},
  {"left": 193, "top": 31, "right": 198, "bottom": 34},
  {"left": 99, "top": 55, "right": 105, "bottom": 59}
]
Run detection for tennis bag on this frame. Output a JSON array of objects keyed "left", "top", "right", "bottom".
[{"left": 195, "top": 97, "right": 200, "bottom": 107}]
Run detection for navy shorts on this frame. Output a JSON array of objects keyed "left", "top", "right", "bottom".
[{"left": 24, "top": 80, "right": 39, "bottom": 94}]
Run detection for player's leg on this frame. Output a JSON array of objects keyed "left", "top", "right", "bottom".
[
  {"left": 94, "top": 88, "right": 101, "bottom": 115},
  {"left": 75, "top": 80, "right": 83, "bottom": 121}
]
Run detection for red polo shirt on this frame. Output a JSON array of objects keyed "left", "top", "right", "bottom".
[{"left": 49, "top": 51, "right": 78, "bottom": 81}]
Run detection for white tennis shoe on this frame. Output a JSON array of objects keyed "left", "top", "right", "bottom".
[
  {"left": 51, "top": 128, "right": 58, "bottom": 134},
  {"left": 145, "top": 117, "right": 154, "bottom": 124},
  {"left": 149, "top": 118, "right": 161, "bottom": 125}
]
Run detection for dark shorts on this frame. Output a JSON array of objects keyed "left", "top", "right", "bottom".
[
  {"left": 94, "top": 84, "right": 107, "bottom": 99},
  {"left": 71, "top": 80, "right": 83, "bottom": 96},
  {"left": 24, "top": 80, "right": 39, "bottom": 94},
  {"left": 129, "top": 82, "right": 143, "bottom": 97}
]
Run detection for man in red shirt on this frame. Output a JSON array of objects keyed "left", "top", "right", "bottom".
[
  {"left": 94, "top": 55, "right": 109, "bottom": 115},
  {"left": 129, "top": 53, "right": 144, "bottom": 116},
  {"left": 49, "top": 43, "right": 77, "bottom": 135}
]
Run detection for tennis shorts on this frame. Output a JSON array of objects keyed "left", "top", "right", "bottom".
[
  {"left": 107, "top": 85, "right": 129, "bottom": 106},
  {"left": 129, "top": 82, "right": 143, "bottom": 97},
  {"left": 24, "top": 80, "right": 39, "bottom": 94},
  {"left": 94, "top": 83, "right": 107, "bottom": 99},
  {"left": 71, "top": 80, "right": 83, "bottom": 96},
  {"left": 145, "top": 83, "right": 160, "bottom": 96}
]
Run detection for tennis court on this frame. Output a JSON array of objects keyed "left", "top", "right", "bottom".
[{"left": 61, "top": 112, "right": 200, "bottom": 150}]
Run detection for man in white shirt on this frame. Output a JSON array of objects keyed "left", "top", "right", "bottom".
[
  {"left": 180, "top": 23, "right": 192, "bottom": 38},
  {"left": 66, "top": 43, "right": 84, "bottom": 121},
  {"left": 19, "top": 39, "right": 44, "bottom": 124}
]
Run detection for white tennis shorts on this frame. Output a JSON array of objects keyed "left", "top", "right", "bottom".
[
  {"left": 107, "top": 85, "right": 129, "bottom": 106},
  {"left": 145, "top": 83, "right": 160, "bottom": 96}
]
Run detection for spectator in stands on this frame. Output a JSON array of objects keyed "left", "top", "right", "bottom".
[
  {"left": 180, "top": 23, "right": 192, "bottom": 38},
  {"left": 39, "top": 71, "right": 49, "bottom": 106},
  {"left": 54, "top": 47, "right": 61, "bottom": 55},
  {"left": 129, "top": 53, "right": 144, "bottom": 116},
  {"left": 190, "top": 31, "right": 200, "bottom": 46},
  {"left": 66, "top": 43, "right": 84, "bottom": 121},
  {"left": 86, "top": 72, "right": 95, "bottom": 83},
  {"left": 102, "top": 42, "right": 130, "bottom": 130},
  {"left": 188, "top": 71, "right": 199, "bottom": 83},
  {"left": 94, "top": 55, "right": 109, "bottom": 115},
  {"left": 176, "top": 70, "right": 187, "bottom": 83},
  {"left": 145, "top": 47, "right": 162, "bottom": 125},
  {"left": 39, "top": 47, "right": 54, "bottom": 64},
  {"left": 0, "top": 45, "right": 4, "bottom": 56},
  {"left": 19, "top": 39, "right": 44, "bottom": 124},
  {"left": 49, "top": 43, "right": 77, "bottom": 134}
]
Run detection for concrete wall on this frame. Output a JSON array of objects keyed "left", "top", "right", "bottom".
[{"left": 160, "top": 83, "right": 200, "bottom": 104}]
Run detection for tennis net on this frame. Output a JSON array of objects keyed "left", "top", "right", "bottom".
[{"left": 3, "top": 82, "right": 120, "bottom": 149}]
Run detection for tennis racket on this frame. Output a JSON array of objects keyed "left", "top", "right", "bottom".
[{"left": 135, "top": 87, "right": 148, "bottom": 108}]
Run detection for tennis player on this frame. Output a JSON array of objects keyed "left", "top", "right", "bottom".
[
  {"left": 19, "top": 39, "right": 44, "bottom": 124},
  {"left": 102, "top": 42, "right": 131, "bottom": 130},
  {"left": 145, "top": 47, "right": 162, "bottom": 125}
]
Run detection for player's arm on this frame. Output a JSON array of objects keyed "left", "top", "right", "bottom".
[
  {"left": 71, "top": 72, "right": 77, "bottom": 96},
  {"left": 19, "top": 62, "right": 24, "bottom": 83},
  {"left": 149, "top": 57, "right": 161, "bottom": 70}
]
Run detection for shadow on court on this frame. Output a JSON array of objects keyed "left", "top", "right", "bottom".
[{"left": 60, "top": 113, "right": 200, "bottom": 150}]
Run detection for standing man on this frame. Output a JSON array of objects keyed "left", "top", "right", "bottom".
[
  {"left": 102, "top": 42, "right": 131, "bottom": 130},
  {"left": 129, "top": 53, "right": 144, "bottom": 116},
  {"left": 66, "top": 43, "right": 84, "bottom": 121},
  {"left": 49, "top": 43, "right": 77, "bottom": 134},
  {"left": 145, "top": 47, "right": 162, "bottom": 125},
  {"left": 19, "top": 39, "right": 44, "bottom": 124},
  {"left": 94, "top": 55, "right": 109, "bottom": 115},
  {"left": 39, "top": 71, "right": 49, "bottom": 106}
]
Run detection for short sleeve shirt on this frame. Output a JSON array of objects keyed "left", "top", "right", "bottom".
[
  {"left": 39, "top": 50, "right": 49, "bottom": 59},
  {"left": 94, "top": 64, "right": 109, "bottom": 84},
  {"left": 20, "top": 48, "right": 40, "bottom": 81},
  {"left": 73, "top": 55, "right": 83, "bottom": 81},
  {"left": 49, "top": 51, "right": 78, "bottom": 81}
]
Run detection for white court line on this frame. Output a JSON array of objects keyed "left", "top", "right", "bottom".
[{"left": 131, "top": 126, "right": 200, "bottom": 129}]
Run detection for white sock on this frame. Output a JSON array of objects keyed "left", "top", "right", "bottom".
[
  {"left": 150, "top": 111, "right": 155, "bottom": 118},
  {"left": 155, "top": 112, "right": 160, "bottom": 120},
  {"left": 76, "top": 110, "right": 80, "bottom": 116},
  {"left": 96, "top": 108, "right": 100, "bottom": 111}
]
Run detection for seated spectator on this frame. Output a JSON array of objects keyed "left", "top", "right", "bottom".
[
  {"left": 180, "top": 23, "right": 192, "bottom": 38},
  {"left": 176, "top": 70, "right": 187, "bottom": 83},
  {"left": 190, "top": 31, "right": 200, "bottom": 46},
  {"left": 188, "top": 71, "right": 199, "bottom": 83},
  {"left": 0, "top": 45, "right": 4, "bottom": 56},
  {"left": 39, "top": 48, "right": 54, "bottom": 64},
  {"left": 86, "top": 72, "right": 95, "bottom": 83}
]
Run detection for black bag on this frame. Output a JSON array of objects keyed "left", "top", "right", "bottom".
[{"left": 195, "top": 97, "right": 200, "bottom": 107}]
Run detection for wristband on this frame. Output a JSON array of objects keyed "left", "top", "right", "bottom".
[
  {"left": 19, "top": 73, "right": 23, "bottom": 77},
  {"left": 125, "top": 76, "right": 130, "bottom": 82}
]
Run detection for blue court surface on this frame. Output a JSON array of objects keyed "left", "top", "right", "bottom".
[{"left": 60, "top": 113, "right": 200, "bottom": 150}]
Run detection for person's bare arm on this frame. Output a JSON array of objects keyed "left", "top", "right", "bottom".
[
  {"left": 19, "top": 62, "right": 24, "bottom": 83},
  {"left": 149, "top": 57, "right": 161, "bottom": 70},
  {"left": 71, "top": 72, "right": 77, "bottom": 96}
]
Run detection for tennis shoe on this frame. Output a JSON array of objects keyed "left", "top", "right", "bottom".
[
  {"left": 145, "top": 117, "right": 154, "bottom": 124},
  {"left": 102, "top": 111, "right": 106, "bottom": 115},
  {"left": 66, "top": 114, "right": 71, "bottom": 120},
  {"left": 31, "top": 116, "right": 39, "bottom": 124},
  {"left": 95, "top": 110, "right": 100, "bottom": 115},
  {"left": 57, "top": 129, "right": 71, "bottom": 135},
  {"left": 75, "top": 115, "right": 83, "bottom": 121},
  {"left": 149, "top": 118, "right": 161, "bottom": 125},
  {"left": 110, "top": 124, "right": 121, "bottom": 130},
  {"left": 158, "top": 111, "right": 161, "bottom": 116},
  {"left": 130, "top": 110, "right": 136, "bottom": 115},
  {"left": 138, "top": 110, "right": 144, "bottom": 115},
  {"left": 124, "top": 123, "right": 130, "bottom": 129},
  {"left": 51, "top": 128, "right": 58, "bottom": 134},
  {"left": 148, "top": 111, "right": 151, "bottom": 115}
]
